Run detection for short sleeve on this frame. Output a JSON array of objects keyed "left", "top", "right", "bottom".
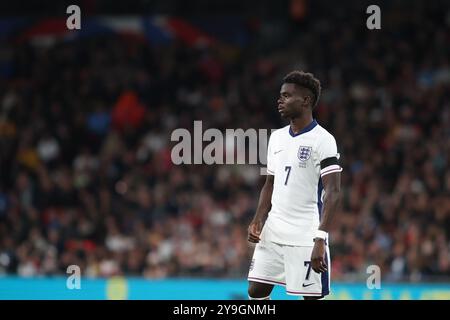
[
  {"left": 317, "top": 134, "right": 343, "bottom": 178},
  {"left": 266, "top": 134, "right": 275, "bottom": 175}
]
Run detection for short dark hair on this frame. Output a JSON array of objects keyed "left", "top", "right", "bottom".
[{"left": 283, "top": 71, "right": 321, "bottom": 109}]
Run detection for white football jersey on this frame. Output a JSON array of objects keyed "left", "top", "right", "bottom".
[{"left": 261, "top": 119, "right": 342, "bottom": 246}]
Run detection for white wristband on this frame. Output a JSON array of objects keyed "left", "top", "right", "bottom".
[{"left": 314, "top": 230, "right": 328, "bottom": 240}]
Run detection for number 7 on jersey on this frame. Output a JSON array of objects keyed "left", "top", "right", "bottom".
[{"left": 284, "top": 166, "right": 292, "bottom": 185}]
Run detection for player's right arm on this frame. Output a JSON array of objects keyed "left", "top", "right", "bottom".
[{"left": 248, "top": 174, "right": 274, "bottom": 243}]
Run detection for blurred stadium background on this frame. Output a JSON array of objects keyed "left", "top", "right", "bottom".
[{"left": 0, "top": 0, "right": 449, "bottom": 299}]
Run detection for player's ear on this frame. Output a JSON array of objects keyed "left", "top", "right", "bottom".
[{"left": 302, "top": 95, "right": 311, "bottom": 108}]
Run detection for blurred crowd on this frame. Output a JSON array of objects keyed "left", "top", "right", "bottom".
[{"left": 0, "top": 0, "right": 449, "bottom": 282}]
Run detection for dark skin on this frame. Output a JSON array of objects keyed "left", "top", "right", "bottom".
[
  {"left": 247, "top": 174, "right": 274, "bottom": 244},
  {"left": 247, "top": 174, "right": 274, "bottom": 299},
  {"left": 248, "top": 83, "right": 341, "bottom": 300}
]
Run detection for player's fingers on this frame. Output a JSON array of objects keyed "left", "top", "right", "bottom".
[
  {"left": 318, "top": 259, "right": 327, "bottom": 273},
  {"left": 312, "top": 257, "right": 326, "bottom": 273},
  {"left": 248, "top": 237, "right": 259, "bottom": 243},
  {"left": 248, "top": 234, "right": 260, "bottom": 243},
  {"left": 248, "top": 228, "right": 261, "bottom": 238},
  {"left": 248, "top": 233, "right": 257, "bottom": 239},
  {"left": 250, "top": 224, "right": 261, "bottom": 235}
]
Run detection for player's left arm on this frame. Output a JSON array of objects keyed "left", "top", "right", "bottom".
[
  {"left": 317, "top": 170, "right": 341, "bottom": 236},
  {"left": 311, "top": 171, "right": 341, "bottom": 274}
]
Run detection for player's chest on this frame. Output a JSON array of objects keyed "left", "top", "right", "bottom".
[{"left": 274, "top": 137, "right": 316, "bottom": 169}]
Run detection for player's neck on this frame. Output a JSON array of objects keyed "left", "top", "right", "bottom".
[{"left": 290, "top": 115, "right": 314, "bottom": 135}]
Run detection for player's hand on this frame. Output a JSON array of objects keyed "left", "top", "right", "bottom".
[
  {"left": 311, "top": 239, "right": 327, "bottom": 273},
  {"left": 248, "top": 220, "right": 263, "bottom": 243}
]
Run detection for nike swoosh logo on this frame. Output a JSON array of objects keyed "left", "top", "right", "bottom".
[
  {"left": 274, "top": 150, "right": 283, "bottom": 154},
  {"left": 302, "top": 283, "right": 314, "bottom": 288}
]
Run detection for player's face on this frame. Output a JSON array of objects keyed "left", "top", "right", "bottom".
[{"left": 277, "top": 83, "right": 306, "bottom": 119}]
